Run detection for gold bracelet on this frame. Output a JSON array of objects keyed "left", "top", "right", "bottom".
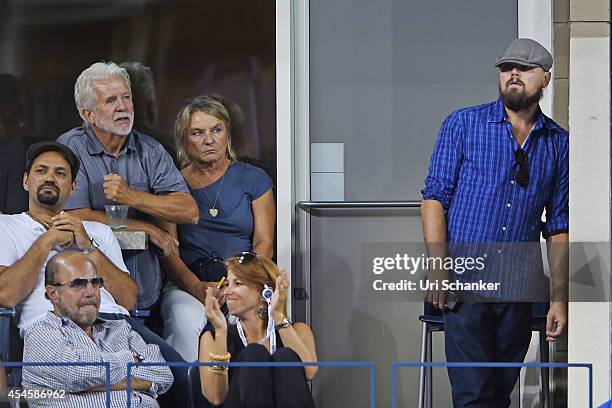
[
  {"left": 209, "top": 352, "right": 231, "bottom": 362},
  {"left": 208, "top": 365, "right": 229, "bottom": 374}
]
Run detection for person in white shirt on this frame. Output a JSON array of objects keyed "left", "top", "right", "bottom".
[
  {"left": 0, "top": 141, "right": 189, "bottom": 406},
  {"left": 0, "top": 141, "right": 135, "bottom": 333}
]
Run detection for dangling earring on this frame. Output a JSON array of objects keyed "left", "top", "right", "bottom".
[
  {"left": 258, "top": 283, "right": 273, "bottom": 320},
  {"left": 256, "top": 300, "right": 268, "bottom": 320}
]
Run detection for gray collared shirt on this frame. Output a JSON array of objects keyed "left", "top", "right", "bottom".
[
  {"left": 57, "top": 127, "right": 189, "bottom": 308},
  {"left": 22, "top": 312, "right": 173, "bottom": 408}
]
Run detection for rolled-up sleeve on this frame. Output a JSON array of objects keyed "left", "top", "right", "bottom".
[
  {"left": 542, "top": 133, "right": 569, "bottom": 238},
  {"left": 421, "top": 112, "right": 464, "bottom": 210}
]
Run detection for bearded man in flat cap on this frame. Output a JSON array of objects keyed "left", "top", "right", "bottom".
[{"left": 421, "top": 38, "right": 568, "bottom": 407}]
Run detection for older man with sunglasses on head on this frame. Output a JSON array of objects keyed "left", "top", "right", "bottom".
[
  {"left": 22, "top": 250, "right": 173, "bottom": 408},
  {"left": 421, "top": 38, "right": 569, "bottom": 407}
]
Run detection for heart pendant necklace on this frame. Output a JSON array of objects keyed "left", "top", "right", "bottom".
[
  {"left": 203, "top": 173, "right": 226, "bottom": 218},
  {"left": 195, "top": 161, "right": 229, "bottom": 218}
]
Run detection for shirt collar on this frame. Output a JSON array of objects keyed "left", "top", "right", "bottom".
[
  {"left": 84, "top": 127, "right": 137, "bottom": 156},
  {"left": 487, "top": 98, "right": 551, "bottom": 132}
]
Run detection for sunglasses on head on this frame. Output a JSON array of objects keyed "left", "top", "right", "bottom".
[
  {"left": 234, "top": 251, "right": 258, "bottom": 264},
  {"left": 51, "top": 276, "right": 104, "bottom": 289},
  {"left": 514, "top": 148, "right": 529, "bottom": 188}
]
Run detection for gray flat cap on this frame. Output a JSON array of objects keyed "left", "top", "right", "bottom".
[{"left": 495, "top": 38, "right": 553, "bottom": 71}]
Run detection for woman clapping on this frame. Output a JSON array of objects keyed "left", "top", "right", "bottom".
[{"left": 199, "top": 253, "right": 317, "bottom": 407}]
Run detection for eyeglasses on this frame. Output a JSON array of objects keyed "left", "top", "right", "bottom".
[
  {"left": 234, "top": 251, "right": 258, "bottom": 264},
  {"left": 50, "top": 276, "right": 104, "bottom": 290},
  {"left": 514, "top": 149, "right": 529, "bottom": 188},
  {"left": 499, "top": 63, "right": 537, "bottom": 73}
]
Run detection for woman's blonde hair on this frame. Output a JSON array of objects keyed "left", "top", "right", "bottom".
[
  {"left": 226, "top": 254, "right": 287, "bottom": 317},
  {"left": 174, "top": 95, "right": 238, "bottom": 168}
]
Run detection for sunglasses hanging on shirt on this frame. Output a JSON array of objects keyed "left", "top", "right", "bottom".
[{"left": 514, "top": 148, "right": 529, "bottom": 188}]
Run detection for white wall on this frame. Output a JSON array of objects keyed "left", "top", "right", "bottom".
[{"left": 568, "top": 28, "right": 611, "bottom": 406}]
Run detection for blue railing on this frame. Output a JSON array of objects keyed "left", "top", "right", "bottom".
[
  {"left": 126, "top": 361, "right": 377, "bottom": 408},
  {"left": 1, "top": 360, "right": 595, "bottom": 406},
  {"left": 391, "top": 361, "right": 593, "bottom": 408}
]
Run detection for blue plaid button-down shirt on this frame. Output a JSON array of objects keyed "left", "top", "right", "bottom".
[
  {"left": 422, "top": 99, "right": 569, "bottom": 299},
  {"left": 422, "top": 99, "right": 569, "bottom": 243}
]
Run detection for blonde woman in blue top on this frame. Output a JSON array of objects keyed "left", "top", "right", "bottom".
[{"left": 160, "top": 96, "right": 275, "bottom": 361}]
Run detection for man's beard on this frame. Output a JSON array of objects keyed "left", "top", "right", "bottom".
[
  {"left": 37, "top": 183, "right": 59, "bottom": 205},
  {"left": 95, "top": 112, "right": 134, "bottom": 136},
  {"left": 58, "top": 298, "right": 99, "bottom": 328},
  {"left": 500, "top": 84, "right": 544, "bottom": 112}
]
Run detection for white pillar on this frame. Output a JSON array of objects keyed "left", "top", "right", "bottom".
[
  {"left": 568, "top": 22, "right": 611, "bottom": 406},
  {"left": 518, "top": 0, "right": 553, "bottom": 116}
]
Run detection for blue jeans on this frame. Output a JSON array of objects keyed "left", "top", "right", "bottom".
[{"left": 444, "top": 302, "right": 532, "bottom": 408}]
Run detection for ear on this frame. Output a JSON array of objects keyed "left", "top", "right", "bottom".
[
  {"left": 46, "top": 285, "right": 58, "bottom": 303},
  {"left": 542, "top": 71, "right": 552, "bottom": 89},
  {"left": 69, "top": 179, "right": 77, "bottom": 197},
  {"left": 82, "top": 109, "right": 96, "bottom": 126},
  {"left": 23, "top": 172, "right": 29, "bottom": 192}
]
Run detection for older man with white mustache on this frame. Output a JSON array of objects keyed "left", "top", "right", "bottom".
[
  {"left": 57, "top": 62, "right": 198, "bottom": 312},
  {"left": 56, "top": 62, "right": 197, "bottom": 407}
]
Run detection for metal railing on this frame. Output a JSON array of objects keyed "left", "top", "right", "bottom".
[{"left": 297, "top": 200, "right": 422, "bottom": 210}]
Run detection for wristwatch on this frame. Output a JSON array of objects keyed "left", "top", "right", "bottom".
[
  {"left": 131, "top": 349, "right": 144, "bottom": 362},
  {"left": 275, "top": 317, "right": 292, "bottom": 330},
  {"left": 148, "top": 381, "right": 159, "bottom": 396},
  {"left": 82, "top": 237, "right": 100, "bottom": 255}
]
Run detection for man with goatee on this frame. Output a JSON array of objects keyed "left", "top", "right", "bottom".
[
  {"left": 421, "top": 38, "right": 569, "bottom": 407},
  {"left": 0, "top": 141, "right": 136, "bottom": 333},
  {"left": 0, "top": 142, "right": 185, "bottom": 406}
]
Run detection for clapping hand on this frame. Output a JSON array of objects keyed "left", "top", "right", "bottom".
[
  {"left": 271, "top": 270, "right": 289, "bottom": 321},
  {"left": 205, "top": 286, "right": 227, "bottom": 332}
]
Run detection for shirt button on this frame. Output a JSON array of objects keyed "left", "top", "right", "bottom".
[
  {"left": 510, "top": 180, "right": 515, "bottom": 185},
  {"left": 506, "top": 203, "right": 511, "bottom": 207},
  {"left": 502, "top": 226, "right": 507, "bottom": 231},
  {"left": 497, "top": 249, "right": 503, "bottom": 254}
]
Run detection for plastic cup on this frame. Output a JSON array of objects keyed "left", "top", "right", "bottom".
[{"left": 104, "top": 205, "right": 129, "bottom": 230}]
